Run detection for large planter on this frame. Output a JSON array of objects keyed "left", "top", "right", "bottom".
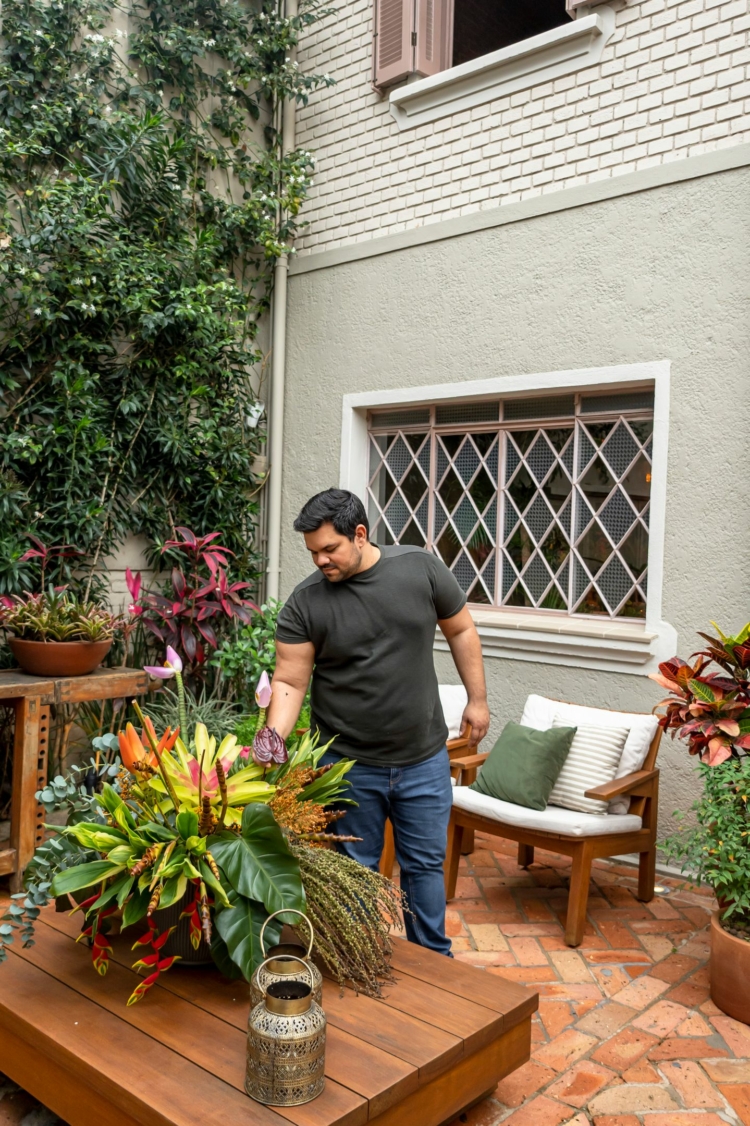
[
  {"left": 8, "top": 637, "right": 112, "bottom": 677},
  {"left": 710, "top": 911, "right": 750, "bottom": 1024}
]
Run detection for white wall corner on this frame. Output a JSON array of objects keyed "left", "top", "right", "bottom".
[{"left": 389, "top": 7, "right": 616, "bottom": 130}]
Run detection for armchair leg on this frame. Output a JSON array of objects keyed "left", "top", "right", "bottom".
[
  {"left": 518, "top": 844, "right": 534, "bottom": 868},
  {"left": 444, "top": 813, "right": 463, "bottom": 900},
  {"left": 637, "top": 846, "right": 656, "bottom": 903},
  {"left": 461, "top": 829, "right": 475, "bottom": 856},
  {"left": 565, "top": 842, "right": 593, "bottom": 947}
]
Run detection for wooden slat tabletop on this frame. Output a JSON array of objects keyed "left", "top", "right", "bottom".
[
  {"left": 0, "top": 906, "right": 537, "bottom": 1126},
  {"left": 0, "top": 667, "right": 149, "bottom": 704}
]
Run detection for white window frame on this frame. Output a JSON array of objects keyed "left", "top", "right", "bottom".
[
  {"left": 389, "top": 6, "right": 615, "bottom": 131},
  {"left": 339, "top": 361, "right": 677, "bottom": 676}
]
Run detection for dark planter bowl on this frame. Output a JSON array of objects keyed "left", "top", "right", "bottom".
[
  {"left": 8, "top": 637, "right": 113, "bottom": 677},
  {"left": 152, "top": 889, "right": 214, "bottom": 966},
  {"left": 710, "top": 911, "right": 750, "bottom": 1024}
]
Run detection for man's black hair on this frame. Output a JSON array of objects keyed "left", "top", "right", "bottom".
[{"left": 293, "top": 489, "right": 369, "bottom": 540}]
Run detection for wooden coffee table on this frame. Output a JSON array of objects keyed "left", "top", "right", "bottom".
[{"left": 0, "top": 906, "right": 536, "bottom": 1126}]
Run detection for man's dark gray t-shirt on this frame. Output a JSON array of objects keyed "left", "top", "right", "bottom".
[{"left": 275, "top": 545, "right": 466, "bottom": 767}]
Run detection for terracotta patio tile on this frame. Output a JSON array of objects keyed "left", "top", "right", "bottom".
[
  {"left": 539, "top": 1001, "right": 575, "bottom": 1041},
  {"left": 546, "top": 1061, "right": 617, "bottom": 1107},
  {"left": 466, "top": 922, "right": 510, "bottom": 951},
  {"left": 623, "top": 964, "right": 649, "bottom": 979},
  {"left": 649, "top": 953, "right": 700, "bottom": 983},
  {"left": 711, "top": 1014, "right": 750, "bottom": 1058},
  {"left": 488, "top": 965, "right": 559, "bottom": 983},
  {"left": 523, "top": 899, "right": 555, "bottom": 922},
  {"left": 702, "top": 1058, "right": 750, "bottom": 1082},
  {"left": 720, "top": 1081, "right": 750, "bottom": 1124},
  {"left": 533, "top": 1029, "right": 598, "bottom": 1073},
  {"left": 454, "top": 950, "right": 516, "bottom": 967},
  {"left": 591, "top": 1027, "right": 660, "bottom": 1070},
  {"left": 675, "top": 1012, "right": 712, "bottom": 1036},
  {"left": 648, "top": 1037, "right": 728, "bottom": 1061},
  {"left": 501, "top": 1094, "right": 571, "bottom": 1126},
  {"left": 660, "top": 1059, "right": 723, "bottom": 1108},
  {"left": 493, "top": 1060, "right": 556, "bottom": 1108},
  {"left": 454, "top": 876, "right": 481, "bottom": 898},
  {"left": 637, "top": 933, "right": 675, "bottom": 961},
  {"left": 548, "top": 950, "right": 593, "bottom": 984},
  {"left": 508, "top": 936, "right": 548, "bottom": 966},
  {"left": 609, "top": 973, "right": 669, "bottom": 1010},
  {"left": 540, "top": 935, "right": 575, "bottom": 952},
  {"left": 450, "top": 937, "right": 473, "bottom": 952},
  {"left": 645, "top": 1116, "right": 727, "bottom": 1126},
  {"left": 645, "top": 897, "right": 681, "bottom": 919},
  {"left": 585, "top": 950, "right": 652, "bottom": 965},
  {"left": 560, "top": 1114, "right": 589, "bottom": 1126},
  {"left": 587, "top": 1084, "right": 680, "bottom": 1115},
  {"left": 621, "top": 1060, "right": 660, "bottom": 1082},
  {"left": 462, "top": 910, "right": 524, "bottom": 925},
  {"left": 591, "top": 1117, "right": 640, "bottom": 1126},
  {"left": 574, "top": 1001, "right": 637, "bottom": 1040},
  {"left": 631, "top": 999, "right": 690, "bottom": 1037},
  {"left": 680, "top": 905, "right": 714, "bottom": 926},
  {"left": 501, "top": 923, "right": 566, "bottom": 937},
  {"left": 446, "top": 1096, "right": 504, "bottom": 1126},
  {"left": 666, "top": 981, "right": 710, "bottom": 1007},
  {"left": 591, "top": 965, "right": 633, "bottom": 997},
  {"left": 537, "top": 982, "right": 604, "bottom": 1002}
]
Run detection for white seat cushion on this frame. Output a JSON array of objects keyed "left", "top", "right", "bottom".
[
  {"left": 521, "top": 694, "right": 659, "bottom": 814},
  {"left": 452, "top": 784, "right": 642, "bottom": 837},
  {"left": 439, "top": 684, "right": 468, "bottom": 740}
]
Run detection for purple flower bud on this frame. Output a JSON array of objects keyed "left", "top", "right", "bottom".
[{"left": 252, "top": 726, "right": 288, "bottom": 766}]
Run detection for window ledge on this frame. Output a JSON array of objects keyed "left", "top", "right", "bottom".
[
  {"left": 389, "top": 8, "right": 615, "bottom": 130},
  {"left": 434, "top": 608, "right": 677, "bottom": 677}
]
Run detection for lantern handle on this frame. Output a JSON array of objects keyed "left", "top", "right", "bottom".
[
  {"left": 260, "top": 909, "right": 315, "bottom": 959},
  {"left": 256, "top": 954, "right": 314, "bottom": 992}
]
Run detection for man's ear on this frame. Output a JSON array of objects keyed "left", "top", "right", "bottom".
[{"left": 354, "top": 523, "right": 368, "bottom": 545}]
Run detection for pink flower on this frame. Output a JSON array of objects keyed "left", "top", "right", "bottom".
[
  {"left": 255, "top": 671, "right": 272, "bottom": 710},
  {"left": 125, "top": 568, "right": 142, "bottom": 613},
  {"left": 144, "top": 646, "right": 184, "bottom": 679},
  {"left": 252, "top": 727, "right": 287, "bottom": 766}
]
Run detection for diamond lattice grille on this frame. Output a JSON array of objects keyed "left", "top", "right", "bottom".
[{"left": 367, "top": 407, "right": 652, "bottom": 618}]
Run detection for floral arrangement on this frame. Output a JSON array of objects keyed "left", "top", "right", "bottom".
[
  {"left": 1, "top": 651, "right": 404, "bottom": 999},
  {"left": 653, "top": 622, "right": 750, "bottom": 931}
]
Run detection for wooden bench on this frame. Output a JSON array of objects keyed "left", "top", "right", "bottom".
[{"left": 0, "top": 905, "right": 537, "bottom": 1126}]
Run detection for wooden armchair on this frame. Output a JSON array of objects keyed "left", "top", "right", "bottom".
[{"left": 444, "top": 708, "right": 662, "bottom": 947}]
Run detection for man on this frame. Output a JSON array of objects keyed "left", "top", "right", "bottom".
[{"left": 266, "top": 488, "right": 489, "bottom": 955}]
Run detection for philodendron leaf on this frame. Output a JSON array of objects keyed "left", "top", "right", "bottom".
[
  {"left": 50, "top": 861, "right": 126, "bottom": 896},
  {"left": 214, "top": 888, "right": 281, "bottom": 982},
  {"left": 209, "top": 805, "right": 305, "bottom": 917},
  {"left": 209, "top": 930, "right": 244, "bottom": 981}
]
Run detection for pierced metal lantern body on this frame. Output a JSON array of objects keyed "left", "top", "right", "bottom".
[
  {"left": 245, "top": 956, "right": 326, "bottom": 1107},
  {"left": 250, "top": 910, "right": 323, "bottom": 1010}
]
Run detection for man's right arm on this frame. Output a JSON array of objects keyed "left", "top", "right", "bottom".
[{"left": 266, "top": 640, "right": 315, "bottom": 739}]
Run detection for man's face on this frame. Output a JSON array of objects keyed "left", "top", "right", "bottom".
[{"left": 303, "top": 522, "right": 367, "bottom": 582}]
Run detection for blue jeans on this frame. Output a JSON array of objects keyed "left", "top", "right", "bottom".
[{"left": 321, "top": 747, "right": 453, "bottom": 956}]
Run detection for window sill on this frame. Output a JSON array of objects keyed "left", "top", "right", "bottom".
[
  {"left": 389, "top": 8, "right": 615, "bottom": 131},
  {"left": 434, "top": 608, "right": 677, "bottom": 677}
]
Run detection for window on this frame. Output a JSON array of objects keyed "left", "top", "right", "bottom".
[
  {"left": 452, "top": 0, "right": 569, "bottom": 69},
  {"left": 366, "top": 390, "right": 654, "bottom": 620}
]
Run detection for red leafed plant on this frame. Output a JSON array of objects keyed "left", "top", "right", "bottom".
[
  {"left": 134, "top": 527, "right": 258, "bottom": 667},
  {"left": 650, "top": 622, "right": 750, "bottom": 766}
]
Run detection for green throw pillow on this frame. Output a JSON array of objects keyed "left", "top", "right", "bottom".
[{"left": 469, "top": 722, "right": 577, "bottom": 811}]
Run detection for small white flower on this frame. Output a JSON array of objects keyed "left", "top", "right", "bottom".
[{"left": 34, "top": 307, "right": 42, "bottom": 315}]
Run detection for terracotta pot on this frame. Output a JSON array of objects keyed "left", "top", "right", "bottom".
[
  {"left": 710, "top": 911, "right": 750, "bottom": 1024},
  {"left": 8, "top": 637, "right": 113, "bottom": 677}
]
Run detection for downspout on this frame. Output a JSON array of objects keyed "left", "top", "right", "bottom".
[{"left": 266, "top": 0, "right": 298, "bottom": 602}]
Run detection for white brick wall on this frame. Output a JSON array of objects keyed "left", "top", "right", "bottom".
[{"left": 294, "top": 0, "right": 750, "bottom": 254}]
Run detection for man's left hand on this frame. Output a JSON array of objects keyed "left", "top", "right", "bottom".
[{"left": 460, "top": 699, "right": 490, "bottom": 748}]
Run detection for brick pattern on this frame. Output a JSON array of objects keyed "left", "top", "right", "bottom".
[
  {"left": 1, "top": 838, "right": 749, "bottom": 1124},
  {"left": 295, "top": 0, "right": 750, "bottom": 254}
]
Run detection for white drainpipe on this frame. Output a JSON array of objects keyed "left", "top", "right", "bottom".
[{"left": 265, "top": 0, "right": 298, "bottom": 602}]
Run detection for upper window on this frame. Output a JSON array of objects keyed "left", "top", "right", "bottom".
[
  {"left": 366, "top": 390, "right": 654, "bottom": 620},
  {"left": 453, "top": 0, "right": 568, "bottom": 69}
]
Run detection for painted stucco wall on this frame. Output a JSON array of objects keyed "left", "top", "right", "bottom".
[{"left": 280, "top": 165, "right": 750, "bottom": 837}]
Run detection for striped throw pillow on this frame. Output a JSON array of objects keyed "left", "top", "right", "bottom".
[{"left": 548, "top": 717, "right": 630, "bottom": 815}]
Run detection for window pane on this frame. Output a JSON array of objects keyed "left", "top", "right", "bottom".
[{"left": 452, "top": 0, "right": 569, "bottom": 69}]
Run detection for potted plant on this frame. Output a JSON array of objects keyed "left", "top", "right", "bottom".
[
  {"left": 1, "top": 654, "right": 405, "bottom": 1001},
  {"left": 651, "top": 622, "right": 750, "bottom": 1022},
  {"left": 0, "top": 586, "right": 122, "bottom": 676}
]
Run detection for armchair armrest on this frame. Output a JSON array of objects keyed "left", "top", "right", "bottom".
[
  {"left": 447, "top": 722, "right": 472, "bottom": 754},
  {"left": 449, "top": 752, "right": 489, "bottom": 785},
  {"left": 584, "top": 768, "right": 659, "bottom": 801}
]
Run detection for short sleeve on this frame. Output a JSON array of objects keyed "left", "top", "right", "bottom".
[
  {"left": 431, "top": 557, "right": 467, "bottom": 620},
  {"left": 275, "top": 592, "right": 311, "bottom": 644}
]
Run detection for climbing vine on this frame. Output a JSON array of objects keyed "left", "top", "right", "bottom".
[{"left": 0, "top": 0, "right": 333, "bottom": 594}]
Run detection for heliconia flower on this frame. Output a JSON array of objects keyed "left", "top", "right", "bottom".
[
  {"left": 144, "top": 645, "right": 183, "bottom": 679},
  {"left": 252, "top": 726, "right": 288, "bottom": 766},
  {"left": 255, "top": 670, "right": 272, "bottom": 709}
]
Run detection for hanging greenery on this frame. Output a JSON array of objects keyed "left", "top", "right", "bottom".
[{"left": 0, "top": 0, "right": 333, "bottom": 595}]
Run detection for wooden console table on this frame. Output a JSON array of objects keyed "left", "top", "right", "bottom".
[
  {"left": 0, "top": 667, "right": 148, "bottom": 890},
  {"left": 0, "top": 907, "right": 537, "bottom": 1126}
]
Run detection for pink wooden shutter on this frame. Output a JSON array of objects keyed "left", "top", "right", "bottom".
[
  {"left": 414, "top": 0, "right": 454, "bottom": 78},
  {"left": 373, "top": 0, "right": 414, "bottom": 88}
]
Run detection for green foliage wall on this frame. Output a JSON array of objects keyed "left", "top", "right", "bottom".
[{"left": 0, "top": 0, "right": 332, "bottom": 594}]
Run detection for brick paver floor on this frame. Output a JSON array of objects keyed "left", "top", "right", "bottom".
[{"left": 1, "top": 834, "right": 749, "bottom": 1125}]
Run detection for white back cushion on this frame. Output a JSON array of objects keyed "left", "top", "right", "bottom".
[
  {"left": 520, "top": 694, "right": 659, "bottom": 814},
  {"left": 549, "top": 718, "right": 629, "bottom": 815},
  {"left": 439, "top": 684, "right": 468, "bottom": 740}
]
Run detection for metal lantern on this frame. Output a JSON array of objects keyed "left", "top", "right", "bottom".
[
  {"left": 245, "top": 955, "right": 326, "bottom": 1106},
  {"left": 250, "top": 910, "right": 323, "bottom": 1010}
]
